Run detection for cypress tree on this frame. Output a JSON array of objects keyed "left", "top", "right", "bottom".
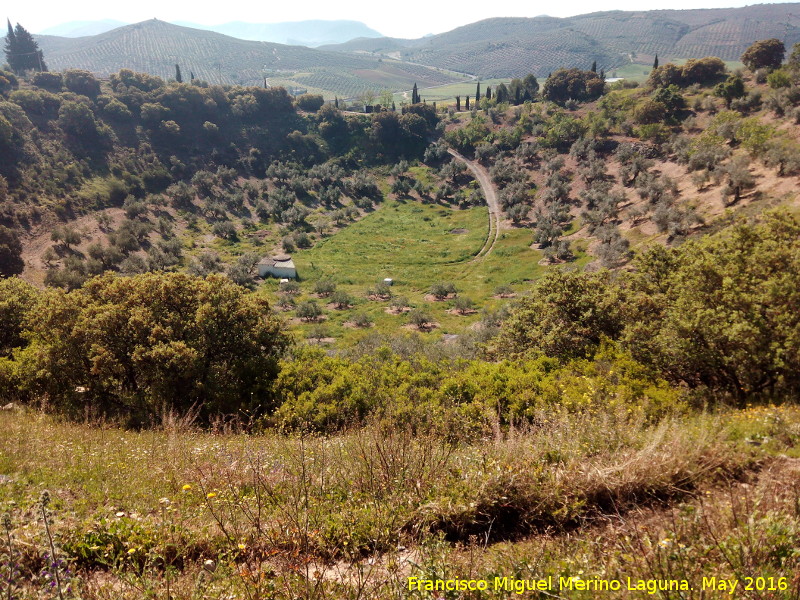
[
  {"left": 4, "top": 21, "right": 46, "bottom": 74},
  {"left": 476, "top": 81, "right": 481, "bottom": 102},
  {"left": 600, "top": 69, "right": 605, "bottom": 80},
  {"left": 4, "top": 20, "right": 15, "bottom": 72},
  {"left": 465, "top": 95, "right": 470, "bottom": 110},
  {"left": 175, "top": 64, "right": 183, "bottom": 83},
  {"left": 486, "top": 86, "right": 491, "bottom": 100},
  {"left": 190, "top": 71, "right": 195, "bottom": 81},
  {"left": 412, "top": 82, "right": 419, "bottom": 104},
  {"left": 591, "top": 60, "right": 597, "bottom": 73},
  {"left": 653, "top": 54, "right": 659, "bottom": 70},
  {"left": 455, "top": 95, "right": 460, "bottom": 111},
  {"left": 335, "top": 96, "right": 339, "bottom": 108}
]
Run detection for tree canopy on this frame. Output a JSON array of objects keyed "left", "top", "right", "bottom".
[
  {"left": 4, "top": 21, "right": 47, "bottom": 74},
  {"left": 741, "top": 38, "right": 785, "bottom": 72}
]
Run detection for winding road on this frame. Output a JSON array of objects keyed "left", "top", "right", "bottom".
[{"left": 447, "top": 149, "right": 502, "bottom": 261}]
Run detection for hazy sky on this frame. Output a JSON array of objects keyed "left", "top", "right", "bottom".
[{"left": 9, "top": 0, "right": 799, "bottom": 39}]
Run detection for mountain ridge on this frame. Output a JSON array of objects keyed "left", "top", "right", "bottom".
[{"left": 321, "top": 3, "right": 800, "bottom": 76}]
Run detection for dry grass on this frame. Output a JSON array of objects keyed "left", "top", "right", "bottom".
[{"left": 0, "top": 404, "right": 798, "bottom": 599}]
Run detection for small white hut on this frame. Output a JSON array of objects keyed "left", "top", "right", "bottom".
[{"left": 258, "top": 254, "right": 297, "bottom": 279}]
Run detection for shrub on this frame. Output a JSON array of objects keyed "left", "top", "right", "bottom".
[
  {"left": 296, "top": 94, "right": 325, "bottom": 112},
  {"left": 18, "top": 273, "right": 289, "bottom": 423},
  {"left": 296, "top": 300, "right": 323, "bottom": 322},
  {"left": 313, "top": 279, "right": 336, "bottom": 297},
  {"left": 430, "top": 282, "right": 457, "bottom": 300}
]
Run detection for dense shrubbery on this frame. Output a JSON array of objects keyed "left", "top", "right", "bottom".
[
  {"left": 495, "top": 211, "right": 800, "bottom": 403},
  {"left": 0, "top": 69, "right": 438, "bottom": 228},
  {"left": 648, "top": 57, "right": 727, "bottom": 88},
  {"left": 266, "top": 343, "right": 681, "bottom": 433},
  {"left": 0, "top": 272, "right": 289, "bottom": 425}
]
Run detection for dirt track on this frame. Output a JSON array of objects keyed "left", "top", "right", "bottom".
[{"left": 448, "top": 149, "right": 501, "bottom": 261}]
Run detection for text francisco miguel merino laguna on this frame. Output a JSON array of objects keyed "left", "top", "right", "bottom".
[{"left": 407, "top": 575, "right": 771, "bottom": 595}]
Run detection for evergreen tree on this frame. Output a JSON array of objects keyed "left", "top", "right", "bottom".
[
  {"left": 455, "top": 95, "right": 461, "bottom": 111},
  {"left": 591, "top": 60, "right": 597, "bottom": 73},
  {"left": 190, "top": 71, "right": 195, "bottom": 81},
  {"left": 653, "top": 54, "right": 659, "bottom": 70},
  {"left": 412, "top": 83, "right": 419, "bottom": 104},
  {"left": 465, "top": 95, "right": 470, "bottom": 110},
  {"left": 175, "top": 64, "right": 183, "bottom": 83},
  {"left": 4, "top": 20, "right": 14, "bottom": 64},
  {"left": 4, "top": 22, "right": 46, "bottom": 74},
  {"left": 476, "top": 81, "right": 481, "bottom": 102},
  {"left": 335, "top": 96, "right": 339, "bottom": 108},
  {"left": 600, "top": 69, "right": 605, "bottom": 80},
  {"left": 486, "top": 86, "right": 492, "bottom": 100}
]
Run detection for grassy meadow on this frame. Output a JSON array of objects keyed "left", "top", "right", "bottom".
[
  {"left": 269, "top": 197, "right": 545, "bottom": 344},
  {"left": 1, "top": 405, "right": 798, "bottom": 598}
]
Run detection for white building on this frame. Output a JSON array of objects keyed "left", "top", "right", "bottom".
[{"left": 257, "top": 255, "right": 297, "bottom": 279}]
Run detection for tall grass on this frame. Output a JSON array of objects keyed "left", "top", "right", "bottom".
[{"left": 0, "top": 405, "right": 797, "bottom": 598}]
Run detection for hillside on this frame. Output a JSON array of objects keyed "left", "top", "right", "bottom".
[
  {"left": 26, "top": 20, "right": 464, "bottom": 98},
  {"left": 323, "top": 3, "right": 800, "bottom": 76},
  {"left": 2, "top": 42, "right": 800, "bottom": 600}
]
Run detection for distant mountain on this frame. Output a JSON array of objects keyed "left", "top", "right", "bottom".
[
  {"left": 321, "top": 3, "right": 800, "bottom": 77},
  {"left": 172, "top": 20, "right": 383, "bottom": 47},
  {"left": 28, "top": 20, "right": 464, "bottom": 98},
  {"left": 38, "top": 20, "right": 128, "bottom": 37}
]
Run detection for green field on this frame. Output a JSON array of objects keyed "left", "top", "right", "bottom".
[
  {"left": 393, "top": 78, "right": 508, "bottom": 106},
  {"left": 261, "top": 198, "right": 545, "bottom": 343}
]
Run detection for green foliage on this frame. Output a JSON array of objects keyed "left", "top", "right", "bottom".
[
  {"left": 0, "top": 225, "right": 24, "bottom": 276},
  {"left": 16, "top": 272, "right": 289, "bottom": 423},
  {"left": 499, "top": 212, "right": 800, "bottom": 403},
  {"left": 649, "top": 57, "right": 727, "bottom": 88},
  {"left": 296, "top": 94, "right": 325, "bottom": 112},
  {"left": 714, "top": 74, "right": 746, "bottom": 107},
  {"left": 63, "top": 69, "right": 101, "bottom": 98},
  {"left": 494, "top": 269, "right": 624, "bottom": 360},
  {"left": 542, "top": 68, "right": 605, "bottom": 103},
  {"left": 267, "top": 343, "right": 683, "bottom": 433},
  {"left": 767, "top": 68, "right": 792, "bottom": 89},
  {"left": 4, "top": 21, "right": 46, "bottom": 74},
  {"left": 741, "top": 38, "right": 785, "bottom": 72}
]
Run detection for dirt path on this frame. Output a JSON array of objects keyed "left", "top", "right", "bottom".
[{"left": 448, "top": 148, "right": 501, "bottom": 261}]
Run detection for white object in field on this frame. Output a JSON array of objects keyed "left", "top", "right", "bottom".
[{"left": 258, "top": 254, "right": 297, "bottom": 279}]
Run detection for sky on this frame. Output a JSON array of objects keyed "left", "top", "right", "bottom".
[{"left": 8, "top": 0, "right": 800, "bottom": 39}]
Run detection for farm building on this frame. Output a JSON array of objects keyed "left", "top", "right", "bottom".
[{"left": 258, "top": 255, "right": 297, "bottom": 279}]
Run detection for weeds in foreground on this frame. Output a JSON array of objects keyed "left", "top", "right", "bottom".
[{"left": 0, "top": 406, "right": 798, "bottom": 598}]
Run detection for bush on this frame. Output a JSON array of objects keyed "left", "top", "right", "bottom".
[
  {"left": 313, "top": 278, "right": 336, "bottom": 297},
  {"left": 63, "top": 70, "right": 101, "bottom": 98},
  {"left": 429, "top": 282, "right": 457, "bottom": 300},
  {"left": 296, "top": 300, "right": 323, "bottom": 322},
  {"left": 31, "top": 71, "right": 63, "bottom": 92},
  {"left": 350, "top": 312, "right": 373, "bottom": 328},
  {"left": 408, "top": 309, "right": 433, "bottom": 329},
  {"left": 296, "top": 94, "right": 325, "bottom": 112},
  {"left": 18, "top": 273, "right": 289, "bottom": 423}
]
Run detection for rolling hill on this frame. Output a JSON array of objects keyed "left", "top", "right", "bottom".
[
  {"left": 27, "top": 20, "right": 465, "bottom": 98},
  {"left": 322, "top": 3, "right": 800, "bottom": 77},
  {"left": 172, "top": 20, "right": 383, "bottom": 47}
]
